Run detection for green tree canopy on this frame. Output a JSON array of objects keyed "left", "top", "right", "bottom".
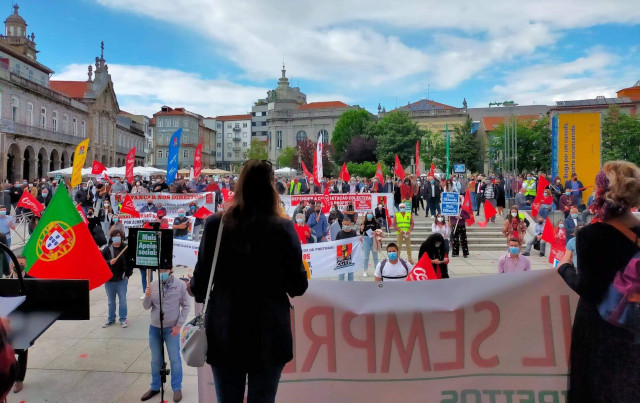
[
  {"left": 450, "top": 117, "right": 482, "bottom": 173},
  {"left": 246, "top": 140, "right": 269, "bottom": 161},
  {"left": 346, "top": 161, "right": 390, "bottom": 179},
  {"left": 421, "top": 129, "right": 446, "bottom": 172},
  {"left": 373, "top": 111, "right": 425, "bottom": 167},
  {"left": 602, "top": 105, "right": 640, "bottom": 166},
  {"left": 277, "top": 146, "right": 297, "bottom": 168},
  {"left": 489, "top": 116, "right": 551, "bottom": 174},
  {"left": 330, "top": 109, "right": 375, "bottom": 163}
]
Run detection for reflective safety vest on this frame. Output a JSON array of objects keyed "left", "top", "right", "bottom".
[
  {"left": 395, "top": 212, "right": 411, "bottom": 234},
  {"left": 289, "top": 181, "right": 301, "bottom": 195},
  {"left": 524, "top": 179, "right": 536, "bottom": 196}
]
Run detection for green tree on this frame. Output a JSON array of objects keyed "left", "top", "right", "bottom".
[
  {"left": 346, "top": 161, "right": 390, "bottom": 178},
  {"left": 246, "top": 140, "right": 269, "bottom": 161},
  {"left": 330, "top": 109, "right": 375, "bottom": 163},
  {"left": 421, "top": 129, "right": 446, "bottom": 172},
  {"left": 373, "top": 111, "right": 425, "bottom": 168},
  {"left": 450, "top": 117, "right": 482, "bottom": 173},
  {"left": 602, "top": 105, "right": 640, "bottom": 165},
  {"left": 489, "top": 117, "right": 552, "bottom": 174},
  {"left": 277, "top": 146, "right": 297, "bottom": 168}
]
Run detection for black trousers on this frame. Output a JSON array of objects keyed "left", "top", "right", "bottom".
[
  {"left": 452, "top": 226, "right": 469, "bottom": 257},
  {"left": 16, "top": 350, "right": 27, "bottom": 382}
]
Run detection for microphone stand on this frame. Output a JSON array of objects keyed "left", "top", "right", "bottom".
[{"left": 155, "top": 227, "right": 169, "bottom": 402}]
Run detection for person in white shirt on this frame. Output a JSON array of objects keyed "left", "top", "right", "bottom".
[
  {"left": 431, "top": 214, "right": 451, "bottom": 254},
  {"left": 374, "top": 243, "right": 411, "bottom": 282}
]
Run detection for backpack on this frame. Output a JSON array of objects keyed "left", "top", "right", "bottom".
[
  {"left": 597, "top": 221, "right": 640, "bottom": 341},
  {"left": 379, "top": 258, "right": 410, "bottom": 281}
]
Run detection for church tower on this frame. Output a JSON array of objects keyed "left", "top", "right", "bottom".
[{"left": 0, "top": 4, "right": 38, "bottom": 60}]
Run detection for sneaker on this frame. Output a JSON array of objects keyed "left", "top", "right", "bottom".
[
  {"left": 102, "top": 321, "right": 115, "bottom": 328},
  {"left": 522, "top": 252, "right": 530, "bottom": 256},
  {"left": 121, "top": 321, "right": 128, "bottom": 328},
  {"left": 139, "top": 294, "right": 146, "bottom": 300},
  {"left": 362, "top": 270, "right": 368, "bottom": 278},
  {"left": 539, "top": 253, "right": 545, "bottom": 257}
]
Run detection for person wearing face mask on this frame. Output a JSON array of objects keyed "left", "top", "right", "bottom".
[
  {"left": 131, "top": 180, "right": 148, "bottom": 194},
  {"left": 523, "top": 215, "right": 547, "bottom": 257},
  {"left": 109, "top": 213, "right": 125, "bottom": 236},
  {"left": 335, "top": 217, "right": 358, "bottom": 281},
  {"left": 360, "top": 212, "right": 381, "bottom": 277},
  {"left": 289, "top": 177, "right": 302, "bottom": 195},
  {"left": 558, "top": 188, "right": 575, "bottom": 218},
  {"left": 564, "top": 172, "right": 584, "bottom": 208},
  {"left": 142, "top": 266, "right": 191, "bottom": 402},
  {"left": 375, "top": 203, "right": 388, "bottom": 232},
  {"left": 400, "top": 177, "right": 413, "bottom": 209},
  {"left": 554, "top": 219, "right": 566, "bottom": 247},
  {"left": 101, "top": 228, "right": 132, "bottom": 328},
  {"left": 74, "top": 182, "right": 94, "bottom": 215},
  {"left": 294, "top": 213, "right": 311, "bottom": 244},
  {"left": 109, "top": 177, "right": 126, "bottom": 194},
  {"left": 450, "top": 176, "right": 462, "bottom": 194},
  {"left": 481, "top": 179, "right": 497, "bottom": 222},
  {"left": 304, "top": 200, "right": 317, "bottom": 222},
  {"left": 431, "top": 214, "right": 451, "bottom": 254},
  {"left": 502, "top": 207, "right": 527, "bottom": 245},
  {"left": 173, "top": 208, "right": 190, "bottom": 240},
  {"left": 382, "top": 176, "right": 395, "bottom": 194},
  {"left": 328, "top": 203, "right": 344, "bottom": 227},
  {"left": 563, "top": 206, "right": 582, "bottom": 245},
  {"left": 418, "top": 233, "right": 450, "bottom": 279},
  {"left": 140, "top": 198, "right": 158, "bottom": 213},
  {"left": 498, "top": 238, "right": 531, "bottom": 273},
  {"left": 186, "top": 202, "right": 202, "bottom": 241},
  {"left": 393, "top": 203, "right": 415, "bottom": 264},
  {"left": 515, "top": 187, "right": 531, "bottom": 210},
  {"left": 523, "top": 173, "right": 537, "bottom": 203},
  {"left": 374, "top": 243, "right": 411, "bottom": 281},
  {"left": 99, "top": 201, "right": 115, "bottom": 236},
  {"left": 348, "top": 179, "right": 358, "bottom": 194},
  {"left": 275, "top": 177, "right": 286, "bottom": 195},
  {"left": 307, "top": 202, "right": 329, "bottom": 243},
  {"left": 421, "top": 175, "right": 442, "bottom": 218},
  {"left": 0, "top": 206, "right": 16, "bottom": 248},
  {"left": 549, "top": 176, "right": 564, "bottom": 207}
]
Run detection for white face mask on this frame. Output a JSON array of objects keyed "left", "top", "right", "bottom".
[
  {"left": 437, "top": 217, "right": 444, "bottom": 222},
  {"left": 511, "top": 212, "right": 517, "bottom": 217}
]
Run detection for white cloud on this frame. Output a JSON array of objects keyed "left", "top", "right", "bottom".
[
  {"left": 53, "top": 64, "right": 353, "bottom": 117},
  {"left": 94, "top": 0, "right": 640, "bottom": 91}
]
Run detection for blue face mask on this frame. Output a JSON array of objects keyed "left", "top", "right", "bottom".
[
  {"left": 430, "top": 180, "right": 434, "bottom": 184},
  {"left": 160, "top": 272, "right": 170, "bottom": 282},
  {"left": 388, "top": 251, "right": 398, "bottom": 261},
  {"left": 399, "top": 208, "right": 406, "bottom": 212},
  {"left": 367, "top": 214, "right": 373, "bottom": 220},
  {"left": 178, "top": 213, "right": 185, "bottom": 218},
  {"left": 509, "top": 246, "right": 520, "bottom": 255},
  {"left": 296, "top": 218, "right": 303, "bottom": 224},
  {"left": 571, "top": 213, "right": 578, "bottom": 219},
  {"left": 112, "top": 236, "right": 121, "bottom": 244}
]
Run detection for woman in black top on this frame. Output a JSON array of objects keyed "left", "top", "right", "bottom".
[
  {"left": 558, "top": 160, "right": 640, "bottom": 402},
  {"left": 418, "top": 233, "right": 449, "bottom": 278},
  {"left": 360, "top": 212, "right": 381, "bottom": 277},
  {"left": 190, "top": 160, "right": 308, "bottom": 403}
]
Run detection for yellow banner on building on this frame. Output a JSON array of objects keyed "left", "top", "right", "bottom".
[
  {"left": 71, "top": 138, "right": 90, "bottom": 188},
  {"left": 557, "top": 113, "right": 600, "bottom": 204}
]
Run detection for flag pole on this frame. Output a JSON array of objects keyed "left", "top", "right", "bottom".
[{"left": 446, "top": 124, "right": 450, "bottom": 180}]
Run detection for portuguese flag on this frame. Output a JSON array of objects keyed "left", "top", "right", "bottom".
[{"left": 23, "top": 185, "right": 112, "bottom": 290}]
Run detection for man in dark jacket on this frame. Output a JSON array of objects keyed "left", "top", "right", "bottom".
[
  {"left": 422, "top": 176, "right": 442, "bottom": 218},
  {"left": 36, "top": 188, "right": 51, "bottom": 207},
  {"left": 74, "top": 183, "right": 94, "bottom": 215},
  {"left": 564, "top": 172, "right": 585, "bottom": 208},
  {"left": 101, "top": 228, "right": 132, "bottom": 328}
]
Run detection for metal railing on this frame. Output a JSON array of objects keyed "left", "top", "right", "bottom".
[{"left": 0, "top": 118, "right": 83, "bottom": 146}]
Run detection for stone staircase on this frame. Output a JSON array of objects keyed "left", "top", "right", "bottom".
[{"left": 382, "top": 216, "right": 508, "bottom": 251}]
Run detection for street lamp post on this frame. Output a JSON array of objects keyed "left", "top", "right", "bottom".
[{"left": 445, "top": 124, "right": 450, "bottom": 179}]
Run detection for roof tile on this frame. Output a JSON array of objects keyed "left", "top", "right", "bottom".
[{"left": 50, "top": 81, "right": 89, "bottom": 99}]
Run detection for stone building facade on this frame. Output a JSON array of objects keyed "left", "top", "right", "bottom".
[
  {"left": 206, "top": 114, "right": 251, "bottom": 171},
  {"left": 0, "top": 4, "right": 89, "bottom": 182}
]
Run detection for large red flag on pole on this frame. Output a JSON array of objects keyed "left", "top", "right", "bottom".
[
  {"left": 313, "top": 135, "right": 323, "bottom": 182},
  {"left": 125, "top": 147, "right": 136, "bottom": 183},
  {"left": 193, "top": 143, "right": 202, "bottom": 178},
  {"left": 428, "top": 163, "right": 435, "bottom": 177},
  {"left": 193, "top": 206, "right": 213, "bottom": 219},
  {"left": 415, "top": 141, "right": 420, "bottom": 176},
  {"left": 406, "top": 252, "right": 438, "bottom": 281},
  {"left": 461, "top": 189, "right": 476, "bottom": 226},
  {"left": 477, "top": 201, "right": 497, "bottom": 228},
  {"left": 531, "top": 175, "right": 551, "bottom": 218},
  {"left": 17, "top": 189, "right": 45, "bottom": 217},
  {"left": 394, "top": 154, "right": 406, "bottom": 179},
  {"left": 375, "top": 161, "right": 384, "bottom": 183},
  {"left": 541, "top": 217, "right": 555, "bottom": 244},
  {"left": 119, "top": 194, "right": 140, "bottom": 218},
  {"left": 301, "top": 161, "right": 314, "bottom": 182},
  {"left": 91, "top": 160, "right": 107, "bottom": 175},
  {"left": 339, "top": 162, "right": 350, "bottom": 182}
]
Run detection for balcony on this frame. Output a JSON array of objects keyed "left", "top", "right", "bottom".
[
  {"left": 233, "top": 125, "right": 241, "bottom": 131},
  {"left": 233, "top": 137, "right": 241, "bottom": 142},
  {"left": 233, "top": 145, "right": 241, "bottom": 152},
  {"left": 5, "top": 72, "right": 88, "bottom": 112},
  {"left": 0, "top": 118, "right": 84, "bottom": 145}
]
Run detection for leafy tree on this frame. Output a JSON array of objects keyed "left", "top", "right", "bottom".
[
  {"left": 373, "top": 111, "right": 425, "bottom": 167},
  {"left": 295, "top": 140, "right": 337, "bottom": 177},
  {"left": 602, "top": 105, "right": 640, "bottom": 165},
  {"left": 343, "top": 136, "right": 377, "bottom": 163},
  {"left": 346, "top": 161, "right": 390, "bottom": 178},
  {"left": 421, "top": 129, "right": 446, "bottom": 172},
  {"left": 330, "top": 109, "right": 375, "bottom": 163},
  {"left": 489, "top": 116, "right": 552, "bottom": 174},
  {"left": 246, "top": 140, "right": 269, "bottom": 161},
  {"left": 450, "top": 117, "right": 482, "bottom": 173},
  {"left": 277, "top": 146, "right": 297, "bottom": 168}
]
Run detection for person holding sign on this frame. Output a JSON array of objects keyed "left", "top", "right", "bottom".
[{"left": 101, "top": 228, "right": 132, "bottom": 328}]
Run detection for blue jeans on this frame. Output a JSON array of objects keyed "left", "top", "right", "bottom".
[
  {"left": 211, "top": 364, "right": 285, "bottom": 403},
  {"left": 362, "top": 237, "right": 378, "bottom": 272},
  {"left": 149, "top": 325, "right": 182, "bottom": 391},
  {"left": 174, "top": 234, "right": 189, "bottom": 240},
  {"left": 338, "top": 272, "right": 354, "bottom": 281},
  {"left": 104, "top": 278, "right": 128, "bottom": 323},
  {"left": 470, "top": 192, "right": 478, "bottom": 211},
  {"left": 140, "top": 268, "right": 153, "bottom": 290}
]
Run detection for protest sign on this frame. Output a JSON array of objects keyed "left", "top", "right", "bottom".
[
  {"left": 135, "top": 230, "right": 158, "bottom": 266},
  {"left": 441, "top": 192, "right": 460, "bottom": 216},
  {"left": 281, "top": 193, "right": 394, "bottom": 216},
  {"left": 197, "top": 270, "right": 578, "bottom": 401},
  {"left": 111, "top": 192, "right": 216, "bottom": 215},
  {"left": 302, "top": 238, "right": 363, "bottom": 279},
  {"left": 173, "top": 239, "right": 199, "bottom": 267}
]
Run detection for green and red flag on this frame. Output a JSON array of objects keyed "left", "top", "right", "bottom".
[{"left": 23, "top": 185, "right": 112, "bottom": 290}]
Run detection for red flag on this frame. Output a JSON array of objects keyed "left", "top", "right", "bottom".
[
  {"left": 461, "top": 189, "right": 475, "bottom": 226},
  {"left": 119, "top": 194, "right": 140, "bottom": 218},
  {"left": 531, "top": 175, "right": 551, "bottom": 217},
  {"left": 339, "top": 162, "right": 350, "bottom": 182},
  {"left": 193, "top": 206, "right": 213, "bottom": 219},
  {"left": 221, "top": 188, "right": 235, "bottom": 202},
  {"left": 415, "top": 141, "right": 420, "bottom": 176},
  {"left": 428, "top": 163, "right": 435, "bottom": 177},
  {"left": 126, "top": 147, "right": 136, "bottom": 183},
  {"left": 194, "top": 143, "right": 203, "bottom": 178},
  {"left": 321, "top": 186, "right": 331, "bottom": 214},
  {"left": 394, "top": 154, "right": 406, "bottom": 178},
  {"left": 76, "top": 203, "right": 89, "bottom": 225},
  {"left": 477, "top": 201, "right": 497, "bottom": 228},
  {"left": 541, "top": 217, "right": 555, "bottom": 244},
  {"left": 406, "top": 253, "right": 438, "bottom": 281},
  {"left": 301, "top": 161, "right": 314, "bottom": 181},
  {"left": 548, "top": 243, "right": 566, "bottom": 265},
  {"left": 91, "top": 160, "right": 107, "bottom": 175},
  {"left": 375, "top": 161, "right": 384, "bottom": 183},
  {"left": 17, "top": 189, "right": 45, "bottom": 217}
]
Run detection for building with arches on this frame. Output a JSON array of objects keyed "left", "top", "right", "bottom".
[
  {"left": 250, "top": 65, "right": 360, "bottom": 165},
  {"left": 0, "top": 4, "right": 89, "bottom": 183}
]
